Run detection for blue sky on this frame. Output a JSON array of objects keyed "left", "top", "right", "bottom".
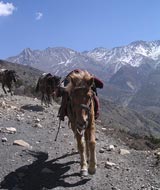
[{"left": 0, "top": 0, "right": 160, "bottom": 59}]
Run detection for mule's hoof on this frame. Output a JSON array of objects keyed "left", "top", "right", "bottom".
[
  {"left": 88, "top": 167, "right": 96, "bottom": 175},
  {"left": 80, "top": 169, "right": 88, "bottom": 177}
]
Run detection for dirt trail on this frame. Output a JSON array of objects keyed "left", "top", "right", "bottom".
[{"left": 0, "top": 90, "right": 160, "bottom": 190}]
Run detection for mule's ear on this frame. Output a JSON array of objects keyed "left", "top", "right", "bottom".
[{"left": 87, "top": 77, "right": 94, "bottom": 87}]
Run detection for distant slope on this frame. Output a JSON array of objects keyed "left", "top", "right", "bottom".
[
  {"left": 99, "top": 98, "right": 160, "bottom": 138},
  {"left": 129, "top": 68, "right": 160, "bottom": 110}
]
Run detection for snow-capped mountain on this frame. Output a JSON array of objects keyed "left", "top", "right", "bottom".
[
  {"left": 7, "top": 40, "right": 160, "bottom": 81},
  {"left": 86, "top": 40, "right": 160, "bottom": 65},
  {"left": 7, "top": 47, "right": 107, "bottom": 82},
  {"left": 83, "top": 41, "right": 160, "bottom": 77},
  {"left": 9, "top": 47, "right": 79, "bottom": 73}
]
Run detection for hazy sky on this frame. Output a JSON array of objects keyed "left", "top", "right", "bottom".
[{"left": 0, "top": 0, "right": 160, "bottom": 59}]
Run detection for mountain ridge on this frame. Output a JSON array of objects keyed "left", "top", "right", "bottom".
[
  {"left": 5, "top": 39, "right": 160, "bottom": 112},
  {"left": 6, "top": 40, "right": 160, "bottom": 80}
]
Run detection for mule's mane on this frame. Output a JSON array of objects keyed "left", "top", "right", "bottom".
[{"left": 66, "top": 70, "right": 93, "bottom": 93}]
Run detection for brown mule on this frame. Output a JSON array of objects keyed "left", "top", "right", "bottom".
[{"left": 61, "top": 70, "right": 97, "bottom": 176}]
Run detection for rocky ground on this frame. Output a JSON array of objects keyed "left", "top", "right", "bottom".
[{"left": 0, "top": 89, "right": 160, "bottom": 190}]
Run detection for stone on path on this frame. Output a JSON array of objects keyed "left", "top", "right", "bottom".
[
  {"left": 107, "top": 145, "right": 115, "bottom": 151},
  {"left": 1, "top": 137, "right": 8, "bottom": 142},
  {"left": 5, "top": 127, "right": 17, "bottom": 134},
  {"left": 13, "top": 140, "right": 31, "bottom": 149},
  {"left": 105, "top": 161, "right": 116, "bottom": 169},
  {"left": 119, "top": 149, "right": 130, "bottom": 155},
  {"left": 32, "top": 123, "right": 43, "bottom": 128}
]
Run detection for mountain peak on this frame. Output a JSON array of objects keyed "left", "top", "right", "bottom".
[
  {"left": 129, "top": 40, "right": 147, "bottom": 46},
  {"left": 22, "top": 48, "right": 32, "bottom": 53}
]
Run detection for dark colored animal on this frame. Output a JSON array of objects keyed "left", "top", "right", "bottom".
[
  {"left": 61, "top": 70, "right": 97, "bottom": 176},
  {"left": 36, "top": 73, "right": 61, "bottom": 106},
  {"left": 0, "top": 69, "right": 17, "bottom": 95}
]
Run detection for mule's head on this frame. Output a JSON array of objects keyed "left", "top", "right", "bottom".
[{"left": 68, "top": 71, "right": 95, "bottom": 129}]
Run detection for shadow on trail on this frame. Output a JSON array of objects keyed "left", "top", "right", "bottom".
[
  {"left": 21, "top": 104, "right": 45, "bottom": 112},
  {"left": 0, "top": 151, "right": 90, "bottom": 190}
]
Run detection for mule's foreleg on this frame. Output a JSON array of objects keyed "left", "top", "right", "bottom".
[
  {"left": 2, "top": 83, "right": 7, "bottom": 94},
  {"left": 41, "top": 93, "right": 45, "bottom": 105},
  {"left": 76, "top": 133, "right": 88, "bottom": 176},
  {"left": 85, "top": 131, "right": 90, "bottom": 161},
  {"left": 7, "top": 84, "right": 13, "bottom": 95},
  {"left": 47, "top": 94, "right": 52, "bottom": 106},
  {"left": 88, "top": 126, "right": 97, "bottom": 175}
]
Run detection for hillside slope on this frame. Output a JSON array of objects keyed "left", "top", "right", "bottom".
[
  {"left": 100, "top": 99, "right": 160, "bottom": 139},
  {"left": 0, "top": 89, "right": 160, "bottom": 190}
]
